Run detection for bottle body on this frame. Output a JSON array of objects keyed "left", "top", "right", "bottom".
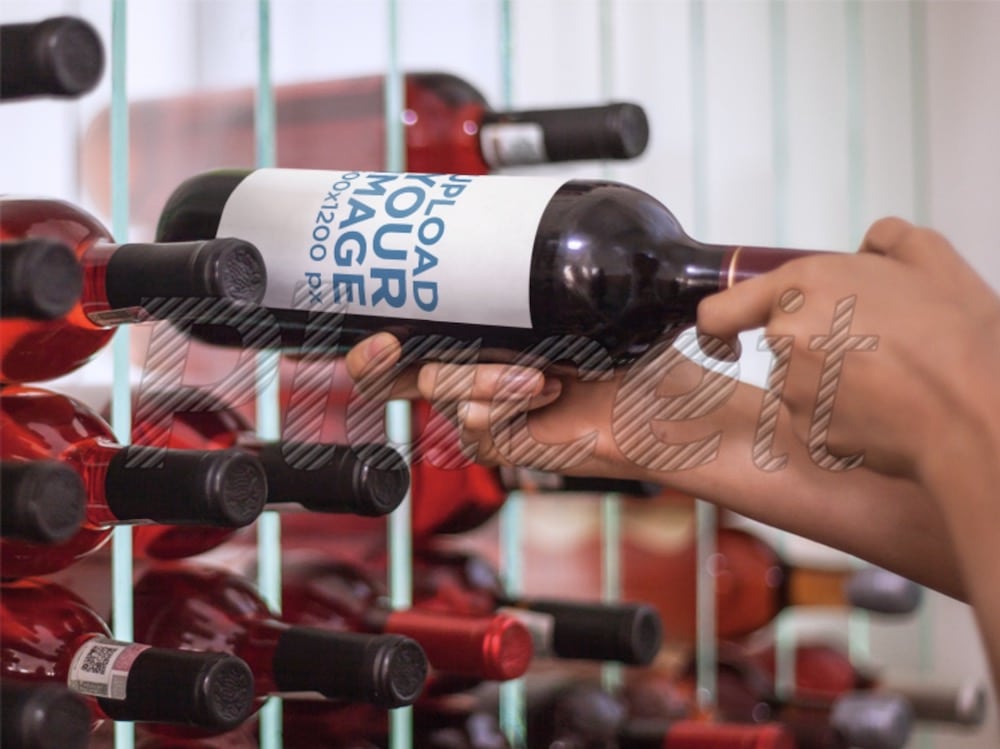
[
  {"left": 411, "top": 547, "right": 663, "bottom": 665},
  {"left": 0, "top": 578, "right": 254, "bottom": 731},
  {"left": 281, "top": 556, "right": 533, "bottom": 682},
  {"left": 133, "top": 564, "right": 428, "bottom": 728},
  {"left": 157, "top": 168, "right": 811, "bottom": 364},
  {"left": 0, "top": 197, "right": 266, "bottom": 383},
  {"left": 83, "top": 72, "right": 648, "bottom": 231},
  {"left": 0, "top": 385, "right": 267, "bottom": 578}
]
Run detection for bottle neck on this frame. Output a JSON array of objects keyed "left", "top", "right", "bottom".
[
  {"left": 383, "top": 608, "right": 532, "bottom": 680},
  {"left": 666, "top": 242, "right": 818, "bottom": 315},
  {"left": 782, "top": 566, "right": 851, "bottom": 610},
  {"left": 78, "top": 243, "right": 141, "bottom": 328},
  {"left": 480, "top": 102, "right": 649, "bottom": 167},
  {"left": 62, "top": 439, "right": 119, "bottom": 528}
]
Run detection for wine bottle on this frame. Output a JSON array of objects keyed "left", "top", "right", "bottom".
[
  {"left": 82, "top": 72, "right": 649, "bottom": 229},
  {"left": 1, "top": 239, "right": 83, "bottom": 320},
  {"left": 752, "top": 643, "right": 986, "bottom": 727},
  {"left": 0, "top": 385, "right": 267, "bottom": 578},
  {"left": 0, "top": 16, "right": 104, "bottom": 101},
  {"left": 0, "top": 578, "right": 255, "bottom": 731},
  {"left": 0, "top": 196, "right": 265, "bottom": 383},
  {"left": 703, "top": 645, "right": 913, "bottom": 749},
  {"left": 618, "top": 719, "right": 794, "bottom": 749},
  {"left": 155, "top": 168, "right": 815, "bottom": 363},
  {"left": 412, "top": 547, "right": 663, "bottom": 665},
  {"left": 281, "top": 556, "right": 533, "bottom": 682},
  {"left": 0, "top": 681, "right": 91, "bottom": 749},
  {"left": 0, "top": 460, "right": 86, "bottom": 544},
  {"left": 125, "top": 387, "right": 408, "bottom": 559},
  {"left": 625, "top": 527, "right": 921, "bottom": 641},
  {"left": 133, "top": 564, "right": 428, "bottom": 723}
]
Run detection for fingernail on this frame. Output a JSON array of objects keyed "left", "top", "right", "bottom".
[
  {"left": 366, "top": 332, "right": 396, "bottom": 361},
  {"left": 540, "top": 378, "right": 561, "bottom": 398}
]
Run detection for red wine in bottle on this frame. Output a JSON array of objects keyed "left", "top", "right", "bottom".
[
  {"left": 412, "top": 547, "right": 663, "bottom": 666},
  {"left": 0, "top": 459, "right": 86, "bottom": 544},
  {"left": 281, "top": 556, "right": 533, "bottom": 682},
  {"left": 626, "top": 527, "right": 922, "bottom": 642},
  {"left": 0, "top": 681, "right": 91, "bottom": 749},
  {"left": 155, "top": 169, "right": 817, "bottom": 364},
  {"left": 0, "top": 196, "right": 265, "bottom": 383},
  {"left": 0, "top": 385, "right": 267, "bottom": 578},
  {"left": 0, "top": 16, "right": 104, "bottom": 101},
  {"left": 752, "top": 643, "right": 986, "bottom": 728},
  {"left": 133, "top": 564, "right": 428, "bottom": 732},
  {"left": 0, "top": 578, "right": 254, "bottom": 731},
  {"left": 1, "top": 239, "right": 83, "bottom": 320},
  {"left": 82, "top": 72, "right": 648, "bottom": 229}
]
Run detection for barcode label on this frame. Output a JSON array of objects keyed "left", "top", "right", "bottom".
[{"left": 67, "top": 637, "right": 150, "bottom": 700}]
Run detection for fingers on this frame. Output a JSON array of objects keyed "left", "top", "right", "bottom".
[
  {"left": 345, "top": 332, "right": 402, "bottom": 381},
  {"left": 860, "top": 216, "right": 957, "bottom": 267},
  {"left": 696, "top": 272, "right": 784, "bottom": 344}
]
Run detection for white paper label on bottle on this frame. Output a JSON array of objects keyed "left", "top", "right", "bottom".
[
  {"left": 497, "top": 607, "right": 555, "bottom": 658},
  {"left": 67, "top": 637, "right": 150, "bottom": 700},
  {"left": 479, "top": 123, "right": 549, "bottom": 168},
  {"left": 217, "top": 169, "right": 565, "bottom": 329}
]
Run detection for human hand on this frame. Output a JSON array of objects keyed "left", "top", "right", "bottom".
[
  {"left": 697, "top": 217, "right": 1000, "bottom": 480},
  {"left": 341, "top": 331, "right": 736, "bottom": 481}
]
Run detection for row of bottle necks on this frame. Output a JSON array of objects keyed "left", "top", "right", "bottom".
[{"left": 2, "top": 563, "right": 984, "bottom": 749}]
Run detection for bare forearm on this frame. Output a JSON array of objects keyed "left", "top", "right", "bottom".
[{"left": 617, "top": 378, "right": 964, "bottom": 598}]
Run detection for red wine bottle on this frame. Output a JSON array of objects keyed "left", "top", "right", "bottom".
[
  {"left": 155, "top": 169, "right": 816, "bottom": 364},
  {"left": 704, "top": 645, "right": 913, "bottom": 749},
  {"left": 281, "top": 556, "right": 533, "bottom": 682},
  {"left": 0, "top": 196, "right": 265, "bottom": 383},
  {"left": 0, "top": 578, "right": 255, "bottom": 731},
  {"left": 618, "top": 719, "right": 795, "bottom": 749},
  {"left": 412, "top": 547, "right": 663, "bottom": 665},
  {"left": 126, "top": 387, "right": 408, "bottom": 559},
  {"left": 0, "top": 681, "right": 91, "bottom": 749},
  {"left": 1, "top": 239, "right": 82, "bottom": 320},
  {"left": 0, "top": 460, "right": 86, "bottom": 544},
  {"left": 752, "top": 643, "right": 986, "bottom": 727},
  {"left": 82, "top": 72, "right": 648, "bottom": 229},
  {"left": 0, "top": 16, "right": 104, "bottom": 101},
  {"left": 626, "top": 527, "right": 921, "bottom": 642},
  {"left": 0, "top": 385, "right": 267, "bottom": 578},
  {"left": 133, "top": 564, "right": 428, "bottom": 721}
]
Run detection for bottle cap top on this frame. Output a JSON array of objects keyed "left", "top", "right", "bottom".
[
  {"left": 258, "top": 442, "right": 409, "bottom": 516},
  {"left": 0, "top": 683, "right": 91, "bottom": 749},
  {"left": 104, "top": 237, "right": 266, "bottom": 312},
  {"left": 1, "top": 460, "right": 86, "bottom": 544},
  {"left": 830, "top": 692, "right": 914, "bottom": 749},
  {"left": 3, "top": 16, "right": 105, "bottom": 98},
  {"left": 480, "top": 614, "right": 534, "bottom": 681},
  {"left": 522, "top": 599, "right": 663, "bottom": 665},
  {"left": 846, "top": 567, "right": 923, "bottom": 614},
  {"left": 98, "top": 649, "right": 254, "bottom": 730},
  {"left": 273, "top": 628, "right": 428, "bottom": 707},
  {"left": 106, "top": 447, "right": 267, "bottom": 527},
  {"left": 1, "top": 238, "right": 83, "bottom": 320}
]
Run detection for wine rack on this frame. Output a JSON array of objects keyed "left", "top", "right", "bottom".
[{"left": 2, "top": 2, "right": 997, "bottom": 749}]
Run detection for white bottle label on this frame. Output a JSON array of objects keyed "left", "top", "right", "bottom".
[
  {"left": 67, "top": 637, "right": 150, "bottom": 700},
  {"left": 479, "top": 123, "right": 549, "bottom": 168},
  {"left": 217, "top": 169, "right": 566, "bottom": 329}
]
